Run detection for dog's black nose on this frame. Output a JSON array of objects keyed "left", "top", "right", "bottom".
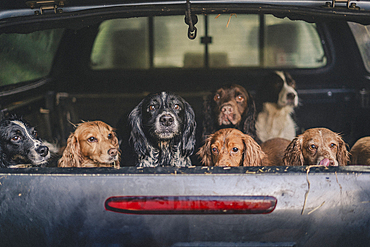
[
  {"left": 287, "top": 93, "right": 296, "bottom": 101},
  {"left": 160, "top": 114, "right": 174, "bottom": 126},
  {"left": 36, "top": 146, "right": 49, "bottom": 157}
]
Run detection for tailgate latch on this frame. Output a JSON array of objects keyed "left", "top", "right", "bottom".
[{"left": 26, "top": 1, "right": 66, "bottom": 15}]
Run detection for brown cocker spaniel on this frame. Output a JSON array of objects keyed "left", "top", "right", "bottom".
[
  {"left": 197, "top": 128, "right": 265, "bottom": 167},
  {"left": 283, "top": 127, "right": 349, "bottom": 166},
  {"left": 58, "top": 121, "right": 120, "bottom": 168}
]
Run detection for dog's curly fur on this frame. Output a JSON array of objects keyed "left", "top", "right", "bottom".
[
  {"left": 283, "top": 128, "right": 349, "bottom": 166},
  {"left": 128, "top": 91, "right": 196, "bottom": 167},
  {"left": 202, "top": 84, "right": 259, "bottom": 143},
  {"left": 0, "top": 116, "right": 50, "bottom": 168},
  {"left": 58, "top": 121, "right": 120, "bottom": 168}
]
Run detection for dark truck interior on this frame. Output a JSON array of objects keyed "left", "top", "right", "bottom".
[
  {"left": 4, "top": 5, "right": 370, "bottom": 247},
  {"left": 1, "top": 13, "right": 370, "bottom": 167}
]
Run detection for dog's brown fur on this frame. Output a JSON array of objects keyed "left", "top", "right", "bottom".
[
  {"left": 58, "top": 121, "right": 120, "bottom": 168},
  {"left": 350, "top": 137, "right": 370, "bottom": 165},
  {"left": 197, "top": 128, "right": 265, "bottom": 167},
  {"left": 260, "top": 138, "right": 291, "bottom": 166},
  {"left": 283, "top": 128, "right": 349, "bottom": 166}
]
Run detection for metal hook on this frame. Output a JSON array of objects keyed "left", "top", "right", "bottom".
[{"left": 185, "top": 0, "right": 198, "bottom": 40}]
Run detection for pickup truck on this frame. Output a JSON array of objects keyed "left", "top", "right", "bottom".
[{"left": 1, "top": 0, "right": 370, "bottom": 246}]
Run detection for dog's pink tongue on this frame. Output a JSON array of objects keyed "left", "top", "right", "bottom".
[{"left": 319, "top": 158, "right": 330, "bottom": 167}]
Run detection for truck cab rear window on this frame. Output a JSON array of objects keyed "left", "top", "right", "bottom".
[{"left": 90, "top": 14, "right": 326, "bottom": 70}]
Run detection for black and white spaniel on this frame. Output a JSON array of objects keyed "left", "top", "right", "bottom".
[
  {"left": 256, "top": 71, "right": 299, "bottom": 142},
  {"left": 128, "top": 92, "right": 197, "bottom": 167},
  {"left": 0, "top": 116, "right": 50, "bottom": 168}
]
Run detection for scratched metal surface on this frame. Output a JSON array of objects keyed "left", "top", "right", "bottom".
[{"left": 0, "top": 166, "right": 369, "bottom": 246}]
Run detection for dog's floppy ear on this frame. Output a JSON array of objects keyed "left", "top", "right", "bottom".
[
  {"left": 128, "top": 100, "right": 149, "bottom": 157},
  {"left": 112, "top": 132, "right": 121, "bottom": 168},
  {"left": 181, "top": 101, "right": 197, "bottom": 157},
  {"left": 242, "top": 134, "right": 265, "bottom": 167},
  {"left": 58, "top": 132, "right": 82, "bottom": 167},
  {"left": 242, "top": 93, "right": 260, "bottom": 143},
  {"left": 197, "top": 134, "right": 213, "bottom": 166},
  {"left": 283, "top": 136, "right": 304, "bottom": 166},
  {"left": 336, "top": 134, "right": 349, "bottom": 166}
]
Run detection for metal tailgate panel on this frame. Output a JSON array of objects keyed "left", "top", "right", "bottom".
[{"left": 0, "top": 168, "right": 369, "bottom": 246}]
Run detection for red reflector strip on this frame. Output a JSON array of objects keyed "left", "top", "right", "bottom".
[{"left": 105, "top": 196, "right": 277, "bottom": 214}]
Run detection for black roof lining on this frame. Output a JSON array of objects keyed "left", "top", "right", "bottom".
[{"left": 2, "top": 3, "right": 370, "bottom": 34}]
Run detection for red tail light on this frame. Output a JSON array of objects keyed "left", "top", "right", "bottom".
[{"left": 105, "top": 196, "right": 277, "bottom": 214}]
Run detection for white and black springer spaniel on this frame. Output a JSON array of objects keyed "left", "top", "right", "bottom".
[
  {"left": 0, "top": 116, "right": 50, "bottom": 168},
  {"left": 128, "top": 92, "right": 197, "bottom": 167},
  {"left": 256, "top": 71, "right": 299, "bottom": 142}
]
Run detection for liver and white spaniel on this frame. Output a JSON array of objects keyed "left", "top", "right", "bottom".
[{"left": 202, "top": 84, "right": 259, "bottom": 143}]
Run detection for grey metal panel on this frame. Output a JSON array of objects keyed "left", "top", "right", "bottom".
[{"left": 0, "top": 168, "right": 370, "bottom": 246}]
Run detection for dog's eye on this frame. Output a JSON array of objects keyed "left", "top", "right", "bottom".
[
  {"left": 32, "top": 131, "right": 38, "bottom": 138},
  {"left": 214, "top": 94, "right": 220, "bottom": 102},
  {"left": 108, "top": 133, "right": 113, "bottom": 139},
  {"left": 232, "top": 147, "right": 239, "bottom": 153},
  {"left": 288, "top": 80, "right": 296, "bottom": 87},
  {"left": 309, "top": 144, "right": 317, "bottom": 150},
  {"left": 173, "top": 104, "right": 181, "bottom": 111},
  {"left": 211, "top": 147, "right": 218, "bottom": 153},
  {"left": 87, "top": 137, "right": 97, "bottom": 142},
  {"left": 330, "top": 143, "right": 336, "bottom": 148},
  {"left": 148, "top": 105, "right": 156, "bottom": 111},
  {"left": 11, "top": 136, "right": 21, "bottom": 141},
  {"left": 236, "top": 95, "right": 244, "bottom": 102}
]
